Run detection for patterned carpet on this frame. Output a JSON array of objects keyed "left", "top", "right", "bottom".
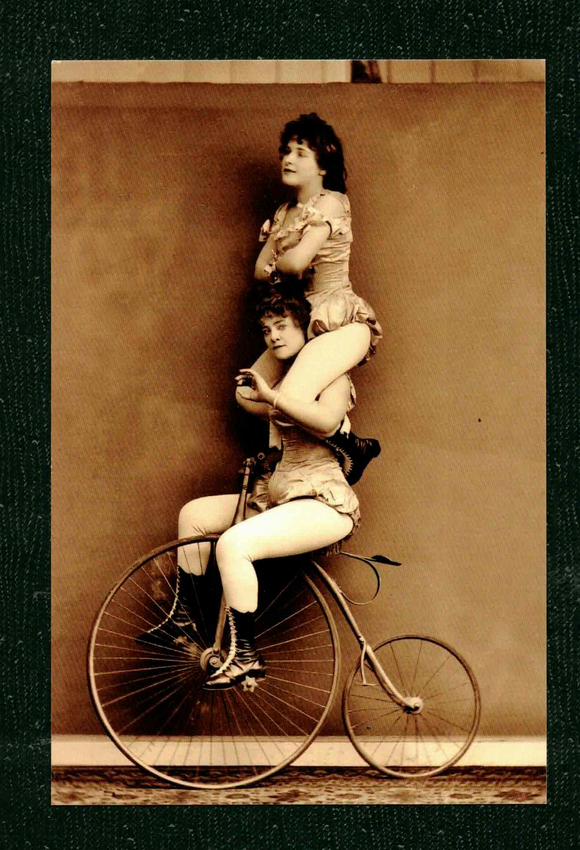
[{"left": 51, "top": 766, "right": 546, "bottom": 806}]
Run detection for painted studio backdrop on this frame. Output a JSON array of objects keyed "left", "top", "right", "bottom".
[{"left": 52, "top": 75, "right": 545, "bottom": 742}]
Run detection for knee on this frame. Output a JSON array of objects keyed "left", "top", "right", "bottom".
[
  {"left": 216, "top": 525, "right": 252, "bottom": 569},
  {"left": 178, "top": 498, "right": 210, "bottom": 538},
  {"left": 350, "top": 321, "right": 372, "bottom": 347}
]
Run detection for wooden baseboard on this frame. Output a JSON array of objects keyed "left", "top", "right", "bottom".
[{"left": 52, "top": 735, "right": 547, "bottom": 768}]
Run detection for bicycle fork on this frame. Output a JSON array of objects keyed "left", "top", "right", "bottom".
[{"left": 310, "top": 560, "right": 422, "bottom": 714}]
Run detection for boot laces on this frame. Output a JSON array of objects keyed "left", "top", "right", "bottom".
[
  {"left": 211, "top": 608, "right": 237, "bottom": 677},
  {"left": 326, "top": 436, "right": 354, "bottom": 474},
  {"left": 143, "top": 567, "right": 183, "bottom": 634}
]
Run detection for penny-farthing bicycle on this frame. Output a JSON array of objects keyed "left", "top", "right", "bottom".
[{"left": 88, "top": 456, "right": 481, "bottom": 789}]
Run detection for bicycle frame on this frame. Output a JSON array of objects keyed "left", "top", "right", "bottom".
[
  {"left": 308, "top": 559, "right": 414, "bottom": 711},
  {"left": 88, "top": 455, "right": 480, "bottom": 787},
  {"left": 210, "top": 456, "right": 413, "bottom": 711}
]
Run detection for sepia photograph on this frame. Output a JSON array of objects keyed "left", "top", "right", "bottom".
[{"left": 50, "top": 59, "right": 546, "bottom": 805}]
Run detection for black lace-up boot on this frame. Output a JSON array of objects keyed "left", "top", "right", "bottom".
[
  {"left": 136, "top": 567, "right": 202, "bottom": 648},
  {"left": 202, "top": 608, "right": 266, "bottom": 691},
  {"left": 325, "top": 428, "right": 381, "bottom": 485}
]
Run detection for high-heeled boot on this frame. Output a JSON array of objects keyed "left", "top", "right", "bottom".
[
  {"left": 136, "top": 567, "right": 202, "bottom": 648},
  {"left": 325, "top": 427, "right": 381, "bottom": 485},
  {"left": 202, "top": 607, "right": 266, "bottom": 691}
]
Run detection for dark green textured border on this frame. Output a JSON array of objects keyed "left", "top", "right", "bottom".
[{"left": 1, "top": 1, "right": 577, "bottom": 847}]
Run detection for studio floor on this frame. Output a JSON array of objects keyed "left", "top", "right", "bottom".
[{"left": 51, "top": 766, "right": 546, "bottom": 806}]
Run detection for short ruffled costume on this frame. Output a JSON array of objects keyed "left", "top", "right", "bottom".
[
  {"left": 260, "top": 189, "right": 382, "bottom": 364},
  {"left": 247, "top": 380, "right": 360, "bottom": 552}
]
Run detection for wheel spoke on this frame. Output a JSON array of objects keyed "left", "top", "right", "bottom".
[
  {"left": 423, "top": 709, "right": 474, "bottom": 735},
  {"left": 260, "top": 628, "right": 334, "bottom": 652},
  {"left": 266, "top": 643, "right": 334, "bottom": 656},
  {"left": 255, "top": 599, "right": 319, "bottom": 639},
  {"left": 115, "top": 667, "right": 202, "bottom": 735},
  {"left": 266, "top": 674, "right": 333, "bottom": 696},
  {"left": 95, "top": 626, "right": 195, "bottom": 659},
  {"left": 89, "top": 544, "right": 338, "bottom": 788},
  {"left": 228, "top": 689, "right": 276, "bottom": 764},
  {"left": 255, "top": 575, "right": 300, "bottom": 625},
  {"left": 369, "top": 711, "right": 406, "bottom": 759},
  {"left": 253, "top": 687, "right": 316, "bottom": 735},
  {"left": 94, "top": 660, "right": 199, "bottom": 693},
  {"left": 343, "top": 636, "right": 480, "bottom": 777},
  {"left": 267, "top": 665, "right": 335, "bottom": 676},
  {"left": 179, "top": 564, "right": 215, "bottom": 648},
  {"left": 350, "top": 707, "right": 401, "bottom": 730},
  {"left": 94, "top": 658, "right": 200, "bottom": 676}
]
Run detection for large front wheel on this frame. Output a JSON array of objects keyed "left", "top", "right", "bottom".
[
  {"left": 88, "top": 539, "right": 340, "bottom": 789},
  {"left": 342, "top": 635, "right": 481, "bottom": 777}
]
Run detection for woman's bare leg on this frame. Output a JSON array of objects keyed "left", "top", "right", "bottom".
[
  {"left": 251, "top": 348, "right": 286, "bottom": 384},
  {"left": 215, "top": 499, "right": 353, "bottom": 612},
  {"left": 279, "top": 324, "right": 371, "bottom": 402},
  {"left": 178, "top": 494, "right": 258, "bottom": 575}
]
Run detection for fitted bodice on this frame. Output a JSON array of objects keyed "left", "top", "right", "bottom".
[
  {"left": 267, "top": 424, "right": 344, "bottom": 505},
  {"left": 248, "top": 413, "right": 360, "bottom": 538},
  {"left": 246, "top": 371, "right": 360, "bottom": 539},
  {"left": 260, "top": 190, "right": 353, "bottom": 293},
  {"left": 259, "top": 188, "right": 383, "bottom": 364}
]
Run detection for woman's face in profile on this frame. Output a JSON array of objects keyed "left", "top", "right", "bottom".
[
  {"left": 279, "top": 138, "right": 323, "bottom": 189},
  {"left": 260, "top": 312, "right": 306, "bottom": 360}
]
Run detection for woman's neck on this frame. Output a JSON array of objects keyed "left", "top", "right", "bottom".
[
  {"left": 295, "top": 177, "right": 324, "bottom": 205},
  {"left": 278, "top": 353, "right": 301, "bottom": 377}
]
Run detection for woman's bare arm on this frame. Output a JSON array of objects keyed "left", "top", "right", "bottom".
[
  {"left": 274, "top": 226, "right": 329, "bottom": 276},
  {"left": 235, "top": 349, "right": 284, "bottom": 418},
  {"left": 272, "top": 375, "right": 350, "bottom": 438},
  {"left": 235, "top": 387, "right": 272, "bottom": 421},
  {"left": 237, "top": 368, "right": 350, "bottom": 439},
  {"left": 254, "top": 232, "right": 278, "bottom": 281},
  {"left": 275, "top": 193, "right": 343, "bottom": 276}
]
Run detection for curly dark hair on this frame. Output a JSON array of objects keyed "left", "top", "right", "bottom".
[
  {"left": 253, "top": 282, "right": 311, "bottom": 336},
  {"left": 279, "top": 113, "right": 347, "bottom": 194}
]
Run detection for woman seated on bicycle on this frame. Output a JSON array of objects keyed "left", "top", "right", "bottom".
[{"left": 177, "top": 283, "right": 360, "bottom": 691}]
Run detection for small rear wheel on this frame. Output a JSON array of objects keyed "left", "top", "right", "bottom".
[
  {"left": 342, "top": 635, "right": 481, "bottom": 777},
  {"left": 88, "top": 539, "right": 340, "bottom": 789}
]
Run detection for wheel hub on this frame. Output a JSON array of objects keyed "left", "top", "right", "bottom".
[
  {"left": 199, "top": 647, "right": 224, "bottom": 673},
  {"left": 403, "top": 696, "right": 424, "bottom": 714}
]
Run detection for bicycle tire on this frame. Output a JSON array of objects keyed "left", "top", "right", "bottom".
[
  {"left": 342, "top": 634, "right": 481, "bottom": 778},
  {"left": 88, "top": 538, "right": 340, "bottom": 789}
]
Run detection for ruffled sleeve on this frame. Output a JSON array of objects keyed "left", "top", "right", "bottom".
[
  {"left": 259, "top": 204, "right": 287, "bottom": 242},
  {"left": 258, "top": 219, "right": 271, "bottom": 243},
  {"left": 298, "top": 204, "right": 334, "bottom": 235},
  {"left": 298, "top": 192, "right": 350, "bottom": 238}
]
